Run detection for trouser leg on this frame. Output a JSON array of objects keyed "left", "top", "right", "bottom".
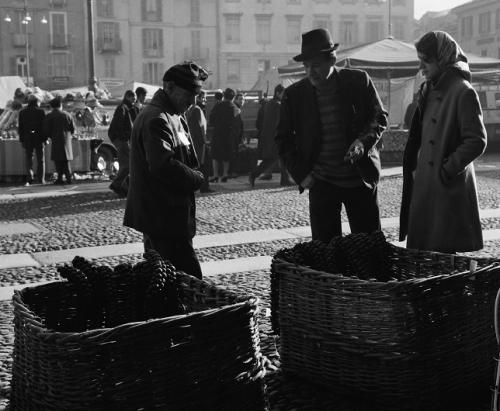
[
  {"left": 343, "top": 184, "right": 381, "bottom": 234},
  {"left": 251, "top": 158, "right": 275, "bottom": 179},
  {"left": 143, "top": 234, "right": 203, "bottom": 279},
  {"left": 34, "top": 145, "right": 45, "bottom": 183},
  {"left": 110, "top": 139, "right": 130, "bottom": 192},
  {"left": 308, "top": 180, "right": 343, "bottom": 243},
  {"left": 24, "top": 146, "right": 34, "bottom": 183}
]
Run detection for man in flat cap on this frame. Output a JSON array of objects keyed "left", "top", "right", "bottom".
[
  {"left": 124, "top": 61, "right": 208, "bottom": 278},
  {"left": 276, "top": 28, "right": 388, "bottom": 243}
]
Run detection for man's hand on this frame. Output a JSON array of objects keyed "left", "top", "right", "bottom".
[
  {"left": 344, "top": 139, "right": 365, "bottom": 163},
  {"left": 300, "top": 174, "right": 314, "bottom": 189}
]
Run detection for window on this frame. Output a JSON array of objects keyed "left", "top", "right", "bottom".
[
  {"left": 481, "top": 49, "right": 488, "bottom": 56},
  {"left": 479, "top": 12, "right": 491, "bottom": 34},
  {"left": 257, "top": 0, "right": 271, "bottom": 3},
  {"left": 141, "top": 0, "right": 162, "bottom": 22},
  {"left": 225, "top": 14, "right": 241, "bottom": 43},
  {"left": 143, "top": 61, "right": 163, "bottom": 84},
  {"left": 287, "top": 0, "right": 301, "bottom": 3},
  {"left": 339, "top": 0, "right": 357, "bottom": 3},
  {"left": 50, "top": 12, "right": 67, "bottom": 46},
  {"left": 256, "top": 15, "right": 271, "bottom": 44},
  {"left": 97, "top": 22, "right": 121, "bottom": 52},
  {"left": 393, "top": 0, "right": 405, "bottom": 5},
  {"left": 48, "top": 52, "right": 74, "bottom": 77},
  {"left": 496, "top": 9, "right": 500, "bottom": 29},
  {"left": 313, "top": 14, "right": 332, "bottom": 33},
  {"left": 286, "top": 16, "right": 301, "bottom": 44},
  {"left": 227, "top": 59, "right": 240, "bottom": 81},
  {"left": 498, "top": 47, "right": 500, "bottom": 58},
  {"left": 104, "top": 58, "right": 115, "bottom": 77},
  {"left": 142, "top": 29, "right": 163, "bottom": 57},
  {"left": 190, "top": 0, "right": 200, "bottom": 23},
  {"left": 340, "top": 18, "right": 357, "bottom": 45},
  {"left": 365, "top": 19, "right": 382, "bottom": 42},
  {"left": 97, "top": 0, "right": 113, "bottom": 17},
  {"left": 314, "top": 0, "right": 331, "bottom": 3},
  {"left": 461, "top": 16, "right": 473, "bottom": 37},
  {"left": 258, "top": 59, "right": 271, "bottom": 72},
  {"left": 392, "top": 17, "right": 406, "bottom": 39}
]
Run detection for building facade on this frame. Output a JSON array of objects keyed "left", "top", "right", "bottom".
[
  {"left": 0, "top": 0, "right": 415, "bottom": 94},
  {"left": 0, "top": 0, "right": 87, "bottom": 91},
  {"left": 414, "top": 9, "right": 458, "bottom": 41},
  {"left": 453, "top": 0, "right": 500, "bottom": 58}
]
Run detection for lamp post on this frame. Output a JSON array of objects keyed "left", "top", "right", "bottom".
[{"left": 4, "top": 0, "right": 48, "bottom": 87}]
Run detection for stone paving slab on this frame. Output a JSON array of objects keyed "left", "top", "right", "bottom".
[
  {"left": 0, "top": 254, "right": 39, "bottom": 270},
  {"left": 0, "top": 223, "right": 41, "bottom": 236}
]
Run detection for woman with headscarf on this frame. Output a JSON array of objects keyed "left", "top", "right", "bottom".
[{"left": 399, "top": 31, "right": 487, "bottom": 253}]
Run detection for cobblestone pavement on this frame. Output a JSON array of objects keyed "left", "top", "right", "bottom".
[{"left": 0, "top": 169, "right": 499, "bottom": 410}]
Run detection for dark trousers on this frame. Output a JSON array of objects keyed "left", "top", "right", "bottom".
[
  {"left": 251, "top": 158, "right": 290, "bottom": 184},
  {"left": 144, "top": 234, "right": 202, "bottom": 279},
  {"left": 25, "top": 144, "right": 45, "bottom": 183},
  {"left": 110, "top": 139, "right": 130, "bottom": 193},
  {"left": 54, "top": 160, "right": 72, "bottom": 183},
  {"left": 309, "top": 179, "right": 381, "bottom": 243}
]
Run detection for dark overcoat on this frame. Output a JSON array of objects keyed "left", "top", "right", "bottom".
[
  {"left": 108, "top": 102, "right": 136, "bottom": 142},
  {"left": 257, "top": 97, "right": 281, "bottom": 160},
  {"left": 209, "top": 100, "right": 241, "bottom": 161},
  {"left": 18, "top": 105, "right": 46, "bottom": 148},
  {"left": 123, "top": 89, "right": 203, "bottom": 239},
  {"left": 43, "top": 108, "right": 75, "bottom": 161},
  {"left": 399, "top": 70, "right": 487, "bottom": 252},
  {"left": 186, "top": 104, "right": 207, "bottom": 162},
  {"left": 276, "top": 68, "right": 387, "bottom": 191}
]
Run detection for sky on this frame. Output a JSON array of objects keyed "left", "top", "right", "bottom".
[{"left": 414, "top": 0, "right": 472, "bottom": 19}]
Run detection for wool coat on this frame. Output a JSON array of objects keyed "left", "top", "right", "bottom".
[
  {"left": 209, "top": 100, "right": 241, "bottom": 161},
  {"left": 18, "top": 105, "right": 46, "bottom": 148},
  {"left": 43, "top": 108, "right": 75, "bottom": 161},
  {"left": 257, "top": 97, "right": 281, "bottom": 160},
  {"left": 123, "top": 89, "right": 203, "bottom": 239},
  {"left": 276, "top": 68, "right": 387, "bottom": 192},
  {"left": 399, "top": 69, "right": 487, "bottom": 252},
  {"left": 186, "top": 103, "right": 207, "bottom": 163}
]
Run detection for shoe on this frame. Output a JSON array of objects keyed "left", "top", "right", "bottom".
[
  {"left": 220, "top": 176, "right": 228, "bottom": 183},
  {"left": 24, "top": 182, "right": 30, "bottom": 187},
  {"left": 110, "top": 185, "right": 127, "bottom": 198},
  {"left": 259, "top": 174, "right": 272, "bottom": 180},
  {"left": 209, "top": 177, "right": 219, "bottom": 183},
  {"left": 249, "top": 174, "right": 255, "bottom": 188},
  {"left": 280, "top": 180, "right": 295, "bottom": 187},
  {"left": 53, "top": 180, "right": 64, "bottom": 185}
]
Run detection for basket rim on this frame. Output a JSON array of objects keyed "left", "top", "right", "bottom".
[
  {"left": 271, "top": 256, "right": 500, "bottom": 287},
  {"left": 12, "top": 277, "right": 260, "bottom": 340}
]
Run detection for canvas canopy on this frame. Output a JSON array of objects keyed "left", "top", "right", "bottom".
[{"left": 0, "top": 76, "right": 26, "bottom": 109}]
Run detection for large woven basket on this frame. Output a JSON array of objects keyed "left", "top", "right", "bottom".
[
  {"left": 271, "top": 237, "right": 500, "bottom": 410},
  {"left": 10, "top": 257, "right": 267, "bottom": 411}
]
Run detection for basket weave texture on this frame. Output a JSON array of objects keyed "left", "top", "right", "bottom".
[
  {"left": 271, "top": 232, "right": 500, "bottom": 409},
  {"left": 10, "top": 253, "right": 267, "bottom": 411}
]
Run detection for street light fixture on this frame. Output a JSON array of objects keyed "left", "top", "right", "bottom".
[{"left": 4, "top": 1, "right": 47, "bottom": 88}]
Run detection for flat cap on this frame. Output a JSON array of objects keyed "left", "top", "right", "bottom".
[{"left": 163, "top": 61, "right": 209, "bottom": 91}]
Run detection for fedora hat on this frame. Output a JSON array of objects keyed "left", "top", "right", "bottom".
[{"left": 293, "top": 28, "right": 339, "bottom": 62}]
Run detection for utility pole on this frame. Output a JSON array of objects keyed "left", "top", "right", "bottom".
[
  {"left": 387, "top": 0, "right": 392, "bottom": 37},
  {"left": 23, "top": 0, "right": 31, "bottom": 87},
  {"left": 87, "top": 0, "right": 97, "bottom": 92}
]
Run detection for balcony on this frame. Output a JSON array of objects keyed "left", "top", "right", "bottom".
[
  {"left": 97, "top": 37, "right": 122, "bottom": 53},
  {"left": 143, "top": 48, "right": 162, "bottom": 58},
  {"left": 12, "top": 34, "right": 27, "bottom": 47},
  {"left": 49, "top": 33, "right": 71, "bottom": 48},
  {"left": 183, "top": 47, "right": 209, "bottom": 63}
]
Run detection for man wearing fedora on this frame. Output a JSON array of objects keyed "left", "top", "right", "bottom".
[
  {"left": 276, "top": 28, "right": 388, "bottom": 243},
  {"left": 124, "top": 61, "right": 208, "bottom": 279}
]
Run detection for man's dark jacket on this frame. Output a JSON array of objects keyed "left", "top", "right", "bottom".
[
  {"left": 124, "top": 89, "right": 203, "bottom": 239},
  {"left": 108, "top": 101, "right": 136, "bottom": 142},
  {"left": 18, "top": 105, "right": 47, "bottom": 147},
  {"left": 276, "top": 68, "right": 387, "bottom": 190}
]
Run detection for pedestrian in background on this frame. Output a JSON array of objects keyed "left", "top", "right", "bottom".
[
  {"left": 18, "top": 94, "right": 47, "bottom": 186},
  {"left": 108, "top": 90, "right": 137, "bottom": 197},
  {"left": 209, "top": 88, "right": 242, "bottom": 183},
  {"left": 187, "top": 89, "right": 212, "bottom": 193},
  {"left": 399, "top": 31, "right": 487, "bottom": 253},
  {"left": 124, "top": 61, "right": 208, "bottom": 279},
  {"left": 135, "top": 86, "right": 147, "bottom": 111},
  {"left": 43, "top": 96, "right": 75, "bottom": 185},
  {"left": 277, "top": 28, "right": 388, "bottom": 243},
  {"left": 250, "top": 84, "right": 292, "bottom": 187}
]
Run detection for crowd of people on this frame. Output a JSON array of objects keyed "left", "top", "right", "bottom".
[{"left": 14, "top": 28, "right": 488, "bottom": 280}]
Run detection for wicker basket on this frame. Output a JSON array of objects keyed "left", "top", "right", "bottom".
[
  {"left": 10, "top": 261, "right": 267, "bottom": 411},
  {"left": 271, "top": 239, "right": 500, "bottom": 410}
]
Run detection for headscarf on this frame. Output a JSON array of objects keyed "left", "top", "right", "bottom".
[{"left": 433, "top": 31, "right": 470, "bottom": 82}]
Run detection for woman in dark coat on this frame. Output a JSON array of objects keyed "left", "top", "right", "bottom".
[
  {"left": 209, "top": 88, "right": 241, "bottom": 182},
  {"left": 399, "top": 31, "right": 487, "bottom": 253},
  {"left": 43, "top": 96, "right": 75, "bottom": 184}
]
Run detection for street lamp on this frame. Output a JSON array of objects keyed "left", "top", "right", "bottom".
[{"left": 3, "top": 1, "right": 48, "bottom": 88}]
